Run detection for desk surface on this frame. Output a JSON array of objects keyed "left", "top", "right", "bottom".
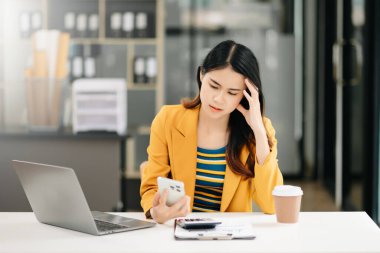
[{"left": 1, "top": 212, "right": 380, "bottom": 253}]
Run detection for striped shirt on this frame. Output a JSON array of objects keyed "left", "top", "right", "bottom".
[{"left": 192, "top": 146, "right": 226, "bottom": 212}]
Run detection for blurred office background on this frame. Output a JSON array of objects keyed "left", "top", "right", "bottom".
[{"left": 0, "top": 0, "right": 379, "bottom": 225}]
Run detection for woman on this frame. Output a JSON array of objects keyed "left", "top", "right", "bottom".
[{"left": 140, "top": 40, "right": 283, "bottom": 224}]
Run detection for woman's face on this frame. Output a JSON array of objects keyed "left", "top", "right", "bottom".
[{"left": 199, "top": 66, "right": 245, "bottom": 119}]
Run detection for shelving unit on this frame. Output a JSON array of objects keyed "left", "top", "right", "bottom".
[
  {"left": 0, "top": 0, "right": 165, "bottom": 181},
  {"left": 0, "top": 0, "right": 3, "bottom": 127}
]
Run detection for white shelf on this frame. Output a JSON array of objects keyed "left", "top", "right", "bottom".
[
  {"left": 71, "top": 38, "right": 158, "bottom": 45},
  {"left": 76, "top": 96, "right": 117, "bottom": 101},
  {"left": 127, "top": 83, "right": 156, "bottom": 90},
  {"left": 76, "top": 109, "right": 117, "bottom": 115}
]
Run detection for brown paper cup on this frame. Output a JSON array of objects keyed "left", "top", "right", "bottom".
[
  {"left": 272, "top": 185, "right": 303, "bottom": 223},
  {"left": 273, "top": 195, "right": 302, "bottom": 223}
]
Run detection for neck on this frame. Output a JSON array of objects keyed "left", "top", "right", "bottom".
[{"left": 198, "top": 105, "right": 229, "bottom": 133}]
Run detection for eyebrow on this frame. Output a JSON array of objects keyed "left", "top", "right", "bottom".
[{"left": 210, "top": 78, "right": 242, "bottom": 91}]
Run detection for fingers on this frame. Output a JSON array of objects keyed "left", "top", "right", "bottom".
[
  {"left": 243, "top": 90, "right": 254, "bottom": 103},
  {"left": 185, "top": 196, "right": 191, "bottom": 212},
  {"left": 244, "top": 79, "right": 260, "bottom": 109},
  {"left": 159, "top": 189, "right": 168, "bottom": 205},
  {"left": 171, "top": 195, "right": 190, "bottom": 217},
  {"left": 172, "top": 195, "right": 187, "bottom": 210},
  {"left": 178, "top": 196, "right": 191, "bottom": 217},
  {"left": 236, "top": 104, "right": 247, "bottom": 116},
  {"left": 152, "top": 191, "right": 160, "bottom": 207},
  {"left": 152, "top": 195, "right": 191, "bottom": 224},
  {"left": 244, "top": 79, "right": 259, "bottom": 95}
]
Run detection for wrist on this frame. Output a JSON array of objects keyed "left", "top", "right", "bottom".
[
  {"left": 146, "top": 209, "right": 153, "bottom": 219},
  {"left": 150, "top": 207, "right": 156, "bottom": 220},
  {"left": 249, "top": 115, "right": 264, "bottom": 132},
  {"left": 252, "top": 124, "right": 266, "bottom": 137},
  {"left": 150, "top": 207, "right": 168, "bottom": 224},
  {"left": 254, "top": 125, "right": 269, "bottom": 149}
]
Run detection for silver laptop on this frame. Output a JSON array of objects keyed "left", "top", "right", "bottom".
[{"left": 12, "top": 160, "right": 155, "bottom": 235}]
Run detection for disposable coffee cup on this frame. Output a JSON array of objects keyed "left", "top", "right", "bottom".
[{"left": 272, "top": 185, "right": 303, "bottom": 223}]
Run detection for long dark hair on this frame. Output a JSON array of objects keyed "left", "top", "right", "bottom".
[{"left": 182, "top": 40, "right": 272, "bottom": 178}]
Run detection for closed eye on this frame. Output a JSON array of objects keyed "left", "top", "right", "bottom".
[
  {"left": 209, "top": 83, "right": 218, "bottom": 89},
  {"left": 209, "top": 80, "right": 239, "bottom": 95}
]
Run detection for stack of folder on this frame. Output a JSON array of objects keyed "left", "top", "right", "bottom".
[{"left": 25, "top": 30, "right": 70, "bottom": 130}]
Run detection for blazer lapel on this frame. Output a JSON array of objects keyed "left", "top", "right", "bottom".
[
  {"left": 171, "top": 107, "right": 200, "bottom": 209},
  {"left": 220, "top": 145, "right": 250, "bottom": 211}
]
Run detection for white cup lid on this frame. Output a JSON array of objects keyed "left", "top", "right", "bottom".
[{"left": 272, "top": 185, "right": 303, "bottom": 197}]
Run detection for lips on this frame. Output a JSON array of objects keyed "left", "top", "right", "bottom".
[{"left": 209, "top": 105, "right": 222, "bottom": 111}]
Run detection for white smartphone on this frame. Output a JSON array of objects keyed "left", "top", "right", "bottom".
[{"left": 157, "top": 177, "right": 185, "bottom": 206}]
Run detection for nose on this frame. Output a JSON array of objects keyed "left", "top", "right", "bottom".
[{"left": 213, "top": 91, "right": 225, "bottom": 103}]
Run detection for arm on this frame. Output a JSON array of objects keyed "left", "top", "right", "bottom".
[
  {"left": 236, "top": 79, "right": 283, "bottom": 213},
  {"left": 140, "top": 107, "right": 171, "bottom": 215},
  {"left": 236, "top": 79, "right": 270, "bottom": 165},
  {"left": 253, "top": 120, "right": 270, "bottom": 165},
  {"left": 140, "top": 107, "right": 190, "bottom": 222},
  {"left": 252, "top": 118, "right": 283, "bottom": 214}
]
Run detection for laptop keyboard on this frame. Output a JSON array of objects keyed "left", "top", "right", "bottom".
[{"left": 95, "top": 219, "right": 129, "bottom": 232}]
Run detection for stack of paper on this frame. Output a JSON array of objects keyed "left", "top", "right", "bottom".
[{"left": 174, "top": 222, "right": 256, "bottom": 240}]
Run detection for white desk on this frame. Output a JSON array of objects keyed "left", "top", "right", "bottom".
[{"left": 1, "top": 212, "right": 380, "bottom": 253}]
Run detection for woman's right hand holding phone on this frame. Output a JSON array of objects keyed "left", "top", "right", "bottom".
[{"left": 150, "top": 189, "right": 190, "bottom": 224}]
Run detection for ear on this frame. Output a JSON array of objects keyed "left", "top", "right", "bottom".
[{"left": 199, "top": 66, "right": 204, "bottom": 81}]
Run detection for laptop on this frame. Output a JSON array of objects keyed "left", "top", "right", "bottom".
[{"left": 12, "top": 160, "right": 156, "bottom": 235}]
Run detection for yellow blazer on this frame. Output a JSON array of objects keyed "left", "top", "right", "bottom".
[{"left": 140, "top": 104, "right": 283, "bottom": 215}]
